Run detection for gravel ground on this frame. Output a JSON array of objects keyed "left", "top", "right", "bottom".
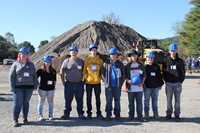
[{"left": 0, "top": 65, "right": 200, "bottom": 133}]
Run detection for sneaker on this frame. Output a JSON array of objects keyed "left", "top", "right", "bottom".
[
  {"left": 39, "top": 116, "right": 45, "bottom": 121},
  {"left": 49, "top": 117, "right": 54, "bottom": 121},
  {"left": 13, "top": 118, "right": 19, "bottom": 127},
  {"left": 86, "top": 114, "right": 92, "bottom": 120},
  {"left": 115, "top": 114, "right": 122, "bottom": 121},
  {"left": 154, "top": 113, "right": 160, "bottom": 120},
  {"left": 175, "top": 115, "right": 180, "bottom": 122},
  {"left": 97, "top": 114, "right": 104, "bottom": 120},
  {"left": 105, "top": 116, "right": 111, "bottom": 121},
  {"left": 138, "top": 117, "right": 146, "bottom": 122},
  {"left": 78, "top": 114, "right": 86, "bottom": 120},
  {"left": 127, "top": 116, "right": 134, "bottom": 120},
  {"left": 145, "top": 113, "right": 150, "bottom": 119},
  {"left": 165, "top": 115, "right": 172, "bottom": 120},
  {"left": 23, "top": 117, "right": 29, "bottom": 124},
  {"left": 61, "top": 114, "right": 69, "bottom": 119}
]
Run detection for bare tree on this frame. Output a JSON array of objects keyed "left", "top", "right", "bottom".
[{"left": 102, "top": 12, "right": 121, "bottom": 25}]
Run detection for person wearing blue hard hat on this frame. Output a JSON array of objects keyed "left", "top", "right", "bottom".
[
  {"left": 144, "top": 51, "right": 164, "bottom": 120},
  {"left": 37, "top": 55, "right": 57, "bottom": 121},
  {"left": 101, "top": 47, "right": 125, "bottom": 121},
  {"left": 162, "top": 43, "right": 185, "bottom": 121},
  {"left": 9, "top": 47, "right": 38, "bottom": 127},
  {"left": 60, "top": 44, "right": 85, "bottom": 120},
  {"left": 124, "top": 49, "right": 146, "bottom": 122},
  {"left": 83, "top": 44, "right": 104, "bottom": 120}
]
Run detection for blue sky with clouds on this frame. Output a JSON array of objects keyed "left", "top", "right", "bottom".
[{"left": 0, "top": 0, "right": 192, "bottom": 50}]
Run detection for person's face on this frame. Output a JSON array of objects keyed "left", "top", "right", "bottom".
[
  {"left": 130, "top": 54, "right": 138, "bottom": 62},
  {"left": 90, "top": 48, "right": 97, "bottom": 56},
  {"left": 70, "top": 50, "right": 78, "bottom": 57},
  {"left": 19, "top": 52, "right": 28, "bottom": 61},
  {"left": 44, "top": 62, "right": 51, "bottom": 67},
  {"left": 169, "top": 50, "right": 177, "bottom": 58},
  {"left": 146, "top": 57, "right": 154, "bottom": 64},
  {"left": 110, "top": 54, "right": 117, "bottom": 60}
]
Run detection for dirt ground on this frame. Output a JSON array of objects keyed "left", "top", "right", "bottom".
[{"left": 0, "top": 65, "right": 200, "bottom": 133}]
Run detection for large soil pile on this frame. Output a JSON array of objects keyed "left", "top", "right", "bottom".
[{"left": 31, "top": 20, "right": 146, "bottom": 71}]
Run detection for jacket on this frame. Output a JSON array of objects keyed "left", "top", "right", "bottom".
[
  {"left": 125, "top": 61, "right": 146, "bottom": 90},
  {"left": 162, "top": 54, "right": 185, "bottom": 83},
  {"left": 145, "top": 63, "right": 164, "bottom": 88},
  {"left": 101, "top": 59, "right": 125, "bottom": 88}
]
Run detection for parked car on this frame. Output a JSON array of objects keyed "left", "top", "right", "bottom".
[{"left": 3, "top": 59, "right": 15, "bottom": 65}]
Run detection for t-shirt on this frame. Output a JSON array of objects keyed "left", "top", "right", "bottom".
[
  {"left": 60, "top": 58, "right": 84, "bottom": 82},
  {"left": 37, "top": 68, "right": 57, "bottom": 91},
  {"left": 130, "top": 63, "right": 143, "bottom": 92},
  {"left": 110, "top": 64, "right": 117, "bottom": 87}
]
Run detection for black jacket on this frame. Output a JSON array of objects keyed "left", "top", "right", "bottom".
[
  {"left": 145, "top": 63, "right": 164, "bottom": 88},
  {"left": 162, "top": 54, "right": 185, "bottom": 83}
]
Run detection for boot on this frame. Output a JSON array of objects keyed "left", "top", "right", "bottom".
[
  {"left": 13, "top": 117, "right": 19, "bottom": 127},
  {"left": 145, "top": 113, "right": 149, "bottom": 119},
  {"left": 23, "top": 116, "right": 28, "bottom": 124},
  {"left": 154, "top": 113, "right": 160, "bottom": 120}
]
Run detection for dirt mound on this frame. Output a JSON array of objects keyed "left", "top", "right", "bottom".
[{"left": 31, "top": 20, "right": 146, "bottom": 72}]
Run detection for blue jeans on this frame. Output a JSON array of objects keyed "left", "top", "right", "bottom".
[
  {"left": 12, "top": 89, "right": 33, "bottom": 118},
  {"left": 38, "top": 89, "right": 55, "bottom": 117},
  {"left": 105, "top": 87, "right": 121, "bottom": 117},
  {"left": 144, "top": 88, "right": 159, "bottom": 114},
  {"left": 128, "top": 92, "right": 143, "bottom": 118},
  {"left": 165, "top": 83, "right": 182, "bottom": 116},
  {"left": 86, "top": 84, "right": 102, "bottom": 115},
  {"left": 64, "top": 81, "right": 84, "bottom": 115}
]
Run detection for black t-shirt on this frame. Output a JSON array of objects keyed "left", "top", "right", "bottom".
[{"left": 37, "top": 68, "right": 57, "bottom": 91}]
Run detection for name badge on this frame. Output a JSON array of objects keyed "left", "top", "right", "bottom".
[
  {"left": 171, "top": 65, "right": 176, "bottom": 70},
  {"left": 47, "top": 81, "right": 53, "bottom": 85},
  {"left": 92, "top": 65, "right": 96, "bottom": 71},
  {"left": 139, "top": 70, "right": 143, "bottom": 74},
  {"left": 151, "top": 72, "right": 156, "bottom": 76},
  {"left": 77, "top": 66, "right": 82, "bottom": 69},
  {"left": 24, "top": 72, "right": 29, "bottom": 77}
]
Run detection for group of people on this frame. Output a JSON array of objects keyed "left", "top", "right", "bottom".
[{"left": 9, "top": 43, "right": 185, "bottom": 127}]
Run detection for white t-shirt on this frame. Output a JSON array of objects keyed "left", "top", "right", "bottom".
[{"left": 130, "top": 63, "right": 143, "bottom": 92}]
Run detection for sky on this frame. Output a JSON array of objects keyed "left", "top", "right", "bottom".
[{"left": 0, "top": 0, "right": 192, "bottom": 51}]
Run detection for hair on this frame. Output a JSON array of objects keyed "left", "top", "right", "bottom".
[
  {"left": 41, "top": 62, "right": 55, "bottom": 73},
  {"left": 17, "top": 53, "right": 30, "bottom": 62}
]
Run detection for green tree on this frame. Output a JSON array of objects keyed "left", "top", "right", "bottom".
[
  {"left": 18, "top": 41, "right": 35, "bottom": 55},
  {"left": 38, "top": 40, "right": 49, "bottom": 49},
  {"left": 178, "top": 0, "right": 200, "bottom": 55},
  {"left": 5, "top": 32, "right": 16, "bottom": 46}
]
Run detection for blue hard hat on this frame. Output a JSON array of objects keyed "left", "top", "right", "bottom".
[
  {"left": 89, "top": 44, "right": 98, "bottom": 51},
  {"left": 131, "top": 75, "right": 142, "bottom": 85},
  {"left": 109, "top": 48, "right": 118, "bottom": 55},
  {"left": 19, "top": 47, "right": 29, "bottom": 54},
  {"left": 168, "top": 43, "right": 178, "bottom": 51},
  {"left": 146, "top": 51, "right": 155, "bottom": 58},
  {"left": 43, "top": 55, "right": 52, "bottom": 62},
  {"left": 69, "top": 45, "right": 78, "bottom": 52}
]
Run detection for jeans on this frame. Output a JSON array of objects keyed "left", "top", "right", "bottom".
[
  {"left": 38, "top": 89, "right": 55, "bottom": 117},
  {"left": 12, "top": 88, "right": 33, "bottom": 118},
  {"left": 105, "top": 87, "right": 121, "bottom": 117},
  {"left": 64, "top": 81, "right": 84, "bottom": 115},
  {"left": 144, "top": 88, "right": 159, "bottom": 114},
  {"left": 128, "top": 92, "right": 143, "bottom": 118},
  {"left": 165, "top": 83, "right": 182, "bottom": 116},
  {"left": 86, "top": 84, "right": 102, "bottom": 115}
]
